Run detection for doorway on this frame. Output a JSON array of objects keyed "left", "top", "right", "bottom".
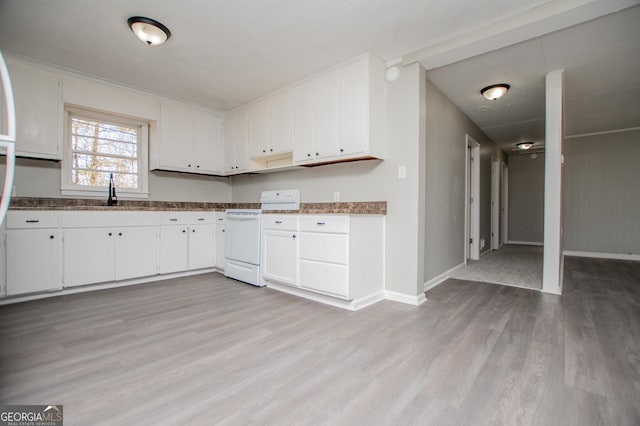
[{"left": 465, "top": 135, "right": 480, "bottom": 262}]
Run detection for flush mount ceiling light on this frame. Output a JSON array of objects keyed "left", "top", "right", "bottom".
[
  {"left": 127, "top": 16, "right": 171, "bottom": 46},
  {"left": 481, "top": 83, "right": 510, "bottom": 101},
  {"left": 516, "top": 141, "right": 534, "bottom": 150}
]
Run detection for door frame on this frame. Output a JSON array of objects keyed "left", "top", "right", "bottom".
[
  {"left": 501, "top": 163, "right": 509, "bottom": 245},
  {"left": 465, "top": 135, "right": 480, "bottom": 262},
  {"left": 491, "top": 159, "right": 501, "bottom": 250}
]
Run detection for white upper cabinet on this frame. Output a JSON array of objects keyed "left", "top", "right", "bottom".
[
  {"left": 224, "top": 107, "right": 250, "bottom": 174},
  {"left": 7, "top": 58, "right": 62, "bottom": 159},
  {"left": 153, "top": 100, "right": 223, "bottom": 175},
  {"left": 247, "top": 98, "right": 269, "bottom": 158},
  {"left": 293, "top": 54, "right": 386, "bottom": 165},
  {"left": 248, "top": 91, "right": 294, "bottom": 159}
]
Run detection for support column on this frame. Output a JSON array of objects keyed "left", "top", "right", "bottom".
[{"left": 542, "top": 69, "right": 564, "bottom": 295}]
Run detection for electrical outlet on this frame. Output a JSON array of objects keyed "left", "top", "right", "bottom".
[
  {"left": 333, "top": 191, "right": 340, "bottom": 202},
  {"left": 398, "top": 166, "right": 407, "bottom": 179}
]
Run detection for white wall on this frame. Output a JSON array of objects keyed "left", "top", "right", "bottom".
[
  {"left": 232, "top": 63, "right": 427, "bottom": 299},
  {"left": 508, "top": 153, "right": 544, "bottom": 243},
  {"left": 0, "top": 158, "right": 231, "bottom": 202},
  {"left": 563, "top": 129, "right": 640, "bottom": 255},
  {"left": 424, "top": 80, "right": 504, "bottom": 282}
]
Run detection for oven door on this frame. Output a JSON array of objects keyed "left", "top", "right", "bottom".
[{"left": 224, "top": 211, "right": 261, "bottom": 265}]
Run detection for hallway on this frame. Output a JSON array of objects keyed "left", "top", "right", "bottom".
[{"left": 450, "top": 244, "right": 543, "bottom": 290}]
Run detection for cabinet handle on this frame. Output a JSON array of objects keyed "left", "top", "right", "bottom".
[
  {"left": 270, "top": 148, "right": 273, "bottom": 152},
  {"left": 340, "top": 148, "right": 344, "bottom": 152},
  {"left": 182, "top": 229, "right": 186, "bottom": 233},
  {"left": 307, "top": 153, "right": 311, "bottom": 157},
  {"left": 169, "top": 218, "right": 178, "bottom": 222},
  {"left": 315, "top": 152, "right": 319, "bottom": 156},
  {"left": 49, "top": 235, "right": 55, "bottom": 239},
  {"left": 196, "top": 165, "right": 200, "bottom": 168},
  {"left": 25, "top": 219, "right": 40, "bottom": 223},
  {"left": 197, "top": 218, "right": 205, "bottom": 221},
  {"left": 262, "top": 149, "right": 266, "bottom": 153},
  {"left": 275, "top": 221, "right": 282, "bottom": 224},
  {"left": 192, "top": 229, "right": 196, "bottom": 233},
  {"left": 222, "top": 229, "right": 225, "bottom": 232},
  {"left": 316, "top": 222, "right": 326, "bottom": 226},
  {"left": 217, "top": 218, "right": 223, "bottom": 221},
  {"left": 108, "top": 232, "right": 112, "bottom": 236},
  {"left": 188, "top": 164, "right": 192, "bottom": 167},
  {"left": 292, "top": 234, "right": 296, "bottom": 239},
  {"left": 118, "top": 232, "right": 123, "bottom": 236}
]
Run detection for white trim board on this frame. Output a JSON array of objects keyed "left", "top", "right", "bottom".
[
  {"left": 385, "top": 290, "right": 427, "bottom": 306},
  {"left": 563, "top": 250, "right": 640, "bottom": 262},
  {"left": 507, "top": 240, "right": 544, "bottom": 246},
  {"left": 267, "top": 282, "right": 386, "bottom": 311},
  {"left": 0, "top": 268, "right": 218, "bottom": 306},
  {"left": 423, "top": 262, "right": 465, "bottom": 292}
]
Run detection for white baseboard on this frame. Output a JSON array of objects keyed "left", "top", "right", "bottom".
[
  {"left": 266, "top": 281, "right": 385, "bottom": 311},
  {"left": 0, "top": 268, "right": 219, "bottom": 306},
  {"left": 423, "top": 262, "right": 465, "bottom": 292},
  {"left": 384, "top": 290, "right": 427, "bottom": 306},
  {"left": 563, "top": 250, "right": 640, "bottom": 262},
  {"left": 507, "top": 240, "right": 544, "bottom": 246}
]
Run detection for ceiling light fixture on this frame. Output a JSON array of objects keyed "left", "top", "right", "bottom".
[
  {"left": 516, "top": 141, "right": 534, "bottom": 150},
  {"left": 127, "top": 16, "right": 171, "bottom": 46},
  {"left": 481, "top": 83, "right": 510, "bottom": 100}
]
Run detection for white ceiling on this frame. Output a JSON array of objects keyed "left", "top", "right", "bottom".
[
  {"left": 0, "top": 0, "right": 638, "bottom": 151},
  {"left": 426, "top": 6, "right": 640, "bottom": 150}
]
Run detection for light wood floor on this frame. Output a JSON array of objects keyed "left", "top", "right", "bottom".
[{"left": 1, "top": 257, "right": 639, "bottom": 425}]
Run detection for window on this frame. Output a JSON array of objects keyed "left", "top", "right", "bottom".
[{"left": 62, "top": 108, "right": 149, "bottom": 198}]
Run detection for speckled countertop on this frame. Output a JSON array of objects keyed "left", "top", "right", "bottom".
[{"left": 7, "top": 197, "right": 386, "bottom": 215}]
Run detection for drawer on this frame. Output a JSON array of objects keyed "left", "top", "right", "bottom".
[
  {"left": 299, "top": 260, "right": 349, "bottom": 299},
  {"left": 159, "top": 211, "right": 215, "bottom": 225},
  {"left": 262, "top": 215, "right": 298, "bottom": 231},
  {"left": 215, "top": 212, "right": 225, "bottom": 225},
  {"left": 6, "top": 211, "right": 60, "bottom": 229},
  {"left": 300, "top": 232, "right": 348, "bottom": 264},
  {"left": 61, "top": 211, "right": 160, "bottom": 228},
  {"left": 299, "top": 215, "right": 348, "bottom": 233}
]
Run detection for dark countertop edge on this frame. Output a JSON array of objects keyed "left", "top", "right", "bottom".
[{"left": 6, "top": 198, "right": 387, "bottom": 215}]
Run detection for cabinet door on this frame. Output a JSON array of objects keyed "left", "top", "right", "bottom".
[
  {"left": 6, "top": 229, "right": 61, "bottom": 295},
  {"left": 193, "top": 111, "right": 223, "bottom": 173},
  {"left": 216, "top": 224, "right": 226, "bottom": 270},
  {"left": 234, "top": 108, "right": 250, "bottom": 171},
  {"left": 263, "top": 230, "right": 297, "bottom": 286},
  {"left": 299, "top": 260, "right": 348, "bottom": 298},
  {"left": 268, "top": 90, "right": 293, "bottom": 155},
  {"left": 159, "top": 226, "right": 189, "bottom": 274},
  {"left": 8, "top": 59, "right": 61, "bottom": 159},
  {"left": 337, "top": 59, "right": 368, "bottom": 156},
  {"left": 188, "top": 224, "right": 215, "bottom": 270},
  {"left": 247, "top": 99, "right": 269, "bottom": 158},
  {"left": 63, "top": 228, "right": 115, "bottom": 287},
  {"left": 223, "top": 112, "right": 237, "bottom": 173},
  {"left": 313, "top": 72, "right": 339, "bottom": 161},
  {"left": 292, "top": 81, "right": 315, "bottom": 163},
  {"left": 159, "top": 101, "right": 194, "bottom": 170},
  {"left": 115, "top": 227, "right": 158, "bottom": 281}
]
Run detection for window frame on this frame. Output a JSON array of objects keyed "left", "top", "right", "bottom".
[{"left": 61, "top": 106, "right": 149, "bottom": 198}]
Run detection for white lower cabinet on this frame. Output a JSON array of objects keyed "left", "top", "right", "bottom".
[
  {"left": 63, "top": 226, "right": 158, "bottom": 287},
  {"left": 4, "top": 212, "right": 62, "bottom": 296},
  {"left": 6, "top": 228, "right": 62, "bottom": 295},
  {"left": 158, "top": 212, "right": 216, "bottom": 274},
  {"left": 188, "top": 224, "right": 215, "bottom": 270},
  {"left": 261, "top": 214, "right": 384, "bottom": 309},
  {"left": 215, "top": 213, "right": 225, "bottom": 271}
]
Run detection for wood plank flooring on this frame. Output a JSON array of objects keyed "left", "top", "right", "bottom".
[{"left": 1, "top": 256, "right": 639, "bottom": 425}]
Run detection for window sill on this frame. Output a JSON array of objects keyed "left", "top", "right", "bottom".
[{"left": 61, "top": 189, "right": 150, "bottom": 199}]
